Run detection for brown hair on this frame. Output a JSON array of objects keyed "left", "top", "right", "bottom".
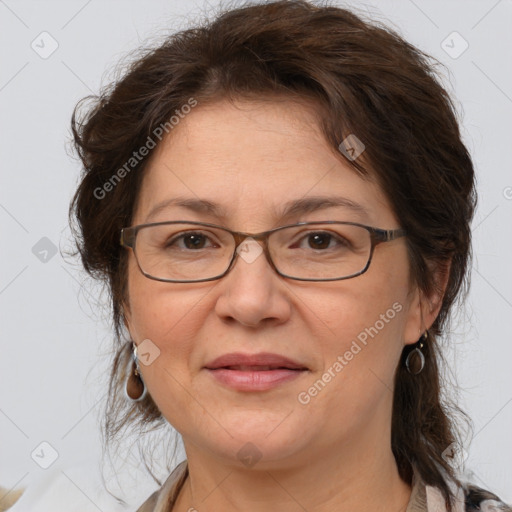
[{"left": 69, "top": 0, "right": 476, "bottom": 508}]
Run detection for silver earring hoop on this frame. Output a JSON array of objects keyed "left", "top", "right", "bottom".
[
  {"left": 124, "top": 342, "right": 147, "bottom": 402},
  {"left": 405, "top": 330, "right": 427, "bottom": 375}
]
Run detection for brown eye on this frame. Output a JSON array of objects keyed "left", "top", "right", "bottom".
[
  {"left": 307, "top": 233, "right": 333, "bottom": 250},
  {"left": 167, "top": 232, "right": 215, "bottom": 250},
  {"left": 294, "top": 231, "right": 349, "bottom": 251}
]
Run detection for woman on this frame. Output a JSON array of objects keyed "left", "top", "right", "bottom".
[{"left": 68, "top": 1, "right": 510, "bottom": 511}]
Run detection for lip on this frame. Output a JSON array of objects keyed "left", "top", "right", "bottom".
[
  {"left": 204, "top": 352, "right": 308, "bottom": 371},
  {"left": 204, "top": 352, "right": 309, "bottom": 392}
]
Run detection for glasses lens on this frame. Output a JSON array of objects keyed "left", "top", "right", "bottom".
[
  {"left": 134, "top": 223, "right": 234, "bottom": 281},
  {"left": 269, "top": 223, "right": 371, "bottom": 280},
  {"left": 132, "top": 222, "right": 372, "bottom": 282}
]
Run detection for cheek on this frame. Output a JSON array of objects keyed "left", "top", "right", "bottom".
[
  {"left": 314, "top": 264, "right": 409, "bottom": 349},
  {"left": 127, "top": 287, "right": 210, "bottom": 434},
  {"left": 303, "top": 260, "right": 410, "bottom": 396},
  {"left": 125, "top": 261, "right": 207, "bottom": 414},
  {"left": 294, "top": 299, "right": 405, "bottom": 441},
  {"left": 126, "top": 254, "right": 202, "bottom": 342}
]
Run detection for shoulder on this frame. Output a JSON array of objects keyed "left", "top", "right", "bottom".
[
  {"left": 432, "top": 478, "right": 512, "bottom": 512},
  {"left": 137, "top": 464, "right": 511, "bottom": 512},
  {"left": 0, "top": 486, "right": 24, "bottom": 511},
  {"left": 461, "top": 482, "right": 512, "bottom": 512},
  {"left": 408, "top": 468, "right": 510, "bottom": 512},
  {"left": 134, "top": 465, "right": 511, "bottom": 512},
  {"left": 136, "top": 460, "right": 188, "bottom": 512},
  {"left": 136, "top": 490, "right": 159, "bottom": 512}
]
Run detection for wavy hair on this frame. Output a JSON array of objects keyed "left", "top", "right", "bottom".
[{"left": 69, "top": 1, "right": 476, "bottom": 508}]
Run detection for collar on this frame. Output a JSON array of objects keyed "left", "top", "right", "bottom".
[{"left": 408, "top": 466, "right": 466, "bottom": 512}]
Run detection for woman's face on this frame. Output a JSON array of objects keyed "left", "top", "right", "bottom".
[{"left": 124, "top": 98, "right": 427, "bottom": 469}]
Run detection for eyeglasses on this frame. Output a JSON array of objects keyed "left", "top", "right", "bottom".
[{"left": 120, "top": 220, "right": 406, "bottom": 283}]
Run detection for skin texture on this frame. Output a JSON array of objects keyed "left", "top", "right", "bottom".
[{"left": 124, "top": 98, "right": 444, "bottom": 512}]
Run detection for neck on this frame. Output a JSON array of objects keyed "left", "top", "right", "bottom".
[{"left": 173, "top": 433, "right": 412, "bottom": 512}]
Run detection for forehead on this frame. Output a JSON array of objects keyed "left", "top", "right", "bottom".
[{"left": 133, "top": 98, "right": 396, "bottom": 228}]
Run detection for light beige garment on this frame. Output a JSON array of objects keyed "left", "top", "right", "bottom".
[
  {"left": 406, "top": 468, "right": 466, "bottom": 512},
  {"left": 136, "top": 460, "right": 464, "bottom": 512},
  {"left": 136, "top": 461, "right": 188, "bottom": 512}
]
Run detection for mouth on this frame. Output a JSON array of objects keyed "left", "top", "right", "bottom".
[
  {"left": 204, "top": 352, "right": 308, "bottom": 371},
  {"left": 212, "top": 365, "right": 307, "bottom": 371},
  {"left": 204, "top": 353, "right": 309, "bottom": 391}
]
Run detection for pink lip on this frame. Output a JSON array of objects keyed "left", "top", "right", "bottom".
[
  {"left": 204, "top": 352, "right": 309, "bottom": 392},
  {"left": 205, "top": 352, "right": 307, "bottom": 370}
]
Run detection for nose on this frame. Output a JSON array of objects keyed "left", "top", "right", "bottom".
[{"left": 214, "top": 237, "right": 291, "bottom": 327}]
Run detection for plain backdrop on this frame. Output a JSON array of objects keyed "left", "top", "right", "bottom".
[{"left": 1, "top": 0, "right": 511, "bottom": 509}]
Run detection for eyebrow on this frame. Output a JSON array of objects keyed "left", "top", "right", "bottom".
[{"left": 144, "top": 195, "right": 370, "bottom": 223}]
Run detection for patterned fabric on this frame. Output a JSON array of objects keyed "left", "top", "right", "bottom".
[
  {"left": 136, "top": 460, "right": 511, "bottom": 512},
  {"left": 464, "top": 485, "right": 512, "bottom": 511}
]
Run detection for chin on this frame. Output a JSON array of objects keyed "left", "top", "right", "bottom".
[{"left": 195, "top": 412, "right": 314, "bottom": 466}]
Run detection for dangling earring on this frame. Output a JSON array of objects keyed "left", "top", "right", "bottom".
[
  {"left": 124, "top": 342, "right": 147, "bottom": 402},
  {"left": 405, "top": 330, "right": 427, "bottom": 375}
]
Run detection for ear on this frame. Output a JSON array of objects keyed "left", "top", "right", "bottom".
[
  {"left": 403, "top": 258, "right": 451, "bottom": 345},
  {"left": 121, "top": 300, "right": 133, "bottom": 338}
]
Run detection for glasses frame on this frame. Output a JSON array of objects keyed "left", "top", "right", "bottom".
[{"left": 120, "top": 220, "right": 406, "bottom": 283}]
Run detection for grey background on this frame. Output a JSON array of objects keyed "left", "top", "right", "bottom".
[{"left": 1, "top": 0, "right": 511, "bottom": 508}]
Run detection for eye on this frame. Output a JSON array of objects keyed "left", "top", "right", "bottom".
[
  {"left": 167, "top": 231, "right": 217, "bottom": 250},
  {"left": 295, "top": 231, "right": 349, "bottom": 251}
]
